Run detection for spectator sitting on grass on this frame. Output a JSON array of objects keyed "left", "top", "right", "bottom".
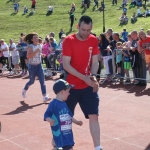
[
  {"left": 122, "top": 5, "right": 127, "bottom": 15},
  {"left": 122, "top": 0, "right": 128, "bottom": 8},
  {"left": 47, "top": 4, "right": 54, "bottom": 13},
  {"left": 119, "top": 13, "right": 128, "bottom": 24},
  {"left": 137, "top": 7, "right": 143, "bottom": 17},
  {"left": 119, "top": 14, "right": 125, "bottom": 24},
  {"left": 129, "top": 0, "right": 136, "bottom": 8},
  {"left": 131, "top": 12, "right": 137, "bottom": 23},
  {"left": 23, "top": 6, "right": 28, "bottom": 15},
  {"left": 144, "top": 8, "right": 150, "bottom": 17},
  {"left": 137, "top": 0, "right": 142, "bottom": 7}
]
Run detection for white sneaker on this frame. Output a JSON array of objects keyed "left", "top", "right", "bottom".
[
  {"left": 22, "top": 89, "right": 26, "bottom": 98},
  {"left": 2, "top": 65, "right": 7, "bottom": 71},
  {"left": 7, "top": 71, "right": 11, "bottom": 75},
  {"left": 43, "top": 94, "right": 51, "bottom": 102}
]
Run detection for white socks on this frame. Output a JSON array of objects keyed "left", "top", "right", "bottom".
[{"left": 95, "top": 146, "right": 102, "bottom": 150}]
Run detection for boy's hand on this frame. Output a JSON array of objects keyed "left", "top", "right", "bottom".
[
  {"left": 76, "top": 121, "right": 83, "bottom": 126},
  {"left": 50, "top": 119, "right": 55, "bottom": 126}
]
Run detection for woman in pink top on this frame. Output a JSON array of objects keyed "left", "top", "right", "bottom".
[{"left": 42, "top": 38, "right": 51, "bottom": 69}]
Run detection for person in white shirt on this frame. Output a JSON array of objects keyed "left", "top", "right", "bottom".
[
  {"left": 0, "top": 39, "right": 10, "bottom": 73},
  {"left": 9, "top": 39, "right": 20, "bottom": 74},
  {"left": 137, "top": 7, "right": 143, "bottom": 17},
  {"left": 47, "top": 4, "right": 54, "bottom": 14}
]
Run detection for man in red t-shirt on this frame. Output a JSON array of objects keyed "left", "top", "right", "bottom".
[
  {"left": 138, "top": 30, "right": 150, "bottom": 75},
  {"left": 31, "top": 0, "right": 36, "bottom": 12},
  {"left": 63, "top": 16, "right": 103, "bottom": 150}
]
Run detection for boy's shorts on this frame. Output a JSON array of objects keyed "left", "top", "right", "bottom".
[
  {"left": 145, "top": 54, "right": 150, "bottom": 63},
  {"left": 62, "top": 145, "right": 73, "bottom": 150},
  {"left": 12, "top": 55, "right": 19, "bottom": 65},
  {"left": 117, "top": 61, "right": 122, "bottom": 67},
  {"left": 124, "top": 61, "right": 131, "bottom": 69},
  {"left": 66, "top": 86, "right": 99, "bottom": 119}
]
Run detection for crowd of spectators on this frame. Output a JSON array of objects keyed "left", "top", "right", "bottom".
[
  {"left": 0, "top": 31, "right": 66, "bottom": 77},
  {"left": 97, "top": 28, "right": 150, "bottom": 86}
]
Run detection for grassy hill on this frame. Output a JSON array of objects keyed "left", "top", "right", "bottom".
[{"left": 0, "top": 0, "right": 150, "bottom": 42}]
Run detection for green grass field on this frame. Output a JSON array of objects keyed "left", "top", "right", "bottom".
[{"left": 0, "top": 0, "right": 150, "bottom": 42}]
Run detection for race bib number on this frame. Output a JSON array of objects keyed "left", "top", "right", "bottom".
[
  {"left": 59, "top": 114, "right": 72, "bottom": 131},
  {"left": 32, "top": 57, "right": 40, "bottom": 63}
]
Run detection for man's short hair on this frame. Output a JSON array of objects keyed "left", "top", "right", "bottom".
[{"left": 78, "top": 15, "right": 92, "bottom": 26}]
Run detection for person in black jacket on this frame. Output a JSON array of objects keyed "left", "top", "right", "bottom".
[{"left": 69, "top": 10, "right": 75, "bottom": 30}]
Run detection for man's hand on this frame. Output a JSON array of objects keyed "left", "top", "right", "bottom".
[
  {"left": 90, "top": 76, "right": 99, "bottom": 92},
  {"left": 83, "top": 75, "right": 95, "bottom": 87}
]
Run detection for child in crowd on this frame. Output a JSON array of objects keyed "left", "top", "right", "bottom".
[
  {"left": 122, "top": 34, "right": 132, "bottom": 84},
  {"left": 122, "top": 49, "right": 131, "bottom": 84},
  {"left": 14, "top": 2, "right": 19, "bottom": 13},
  {"left": 44, "top": 79, "right": 83, "bottom": 150},
  {"left": 121, "top": 29, "right": 128, "bottom": 41},
  {"left": 22, "top": 32, "right": 50, "bottom": 102},
  {"left": 23, "top": 6, "right": 28, "bottom": 15},
  {"left": 116, "top": 42, "right": 123, "bottom": 77}
]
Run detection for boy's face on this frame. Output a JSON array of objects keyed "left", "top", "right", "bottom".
[
  {"left": 62, "top": 88, "right": 70, "bottom": 101},
  {"left": 116, "top": 44, "right": 122, "bottom": 49}
]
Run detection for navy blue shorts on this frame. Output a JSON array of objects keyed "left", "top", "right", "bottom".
[
  {"left": 66, "top": 86, "right": 99, "bottom": 119},
  {"left": 62, "top": 145, "right": 73, "bottom": 150}
]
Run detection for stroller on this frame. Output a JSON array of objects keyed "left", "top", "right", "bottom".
[{"left": 44, "top": 50, "right": 61, "bottom": 78}]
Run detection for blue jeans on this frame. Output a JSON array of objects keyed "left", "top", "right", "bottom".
[{"left": 24, "top": 64, "right": 46, "bottom": 96}]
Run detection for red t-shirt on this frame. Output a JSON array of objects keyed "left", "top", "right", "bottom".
[
  {"left": 62, "top": 34, "right": 99, "bottom": 89},
  {"left": 139, "top": 36, "right": 150, "bottom": 55},
  {"left": 32, "top": 0, "right": 36, "bottom": 5}
]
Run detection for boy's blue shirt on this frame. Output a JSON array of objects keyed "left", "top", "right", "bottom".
[{"left": 44, "top": 99, "right": 74, "bottom": 148}]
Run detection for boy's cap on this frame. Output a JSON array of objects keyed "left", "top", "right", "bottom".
[{"left": 53, "top": 79, "right": 74, "bottom": 94}]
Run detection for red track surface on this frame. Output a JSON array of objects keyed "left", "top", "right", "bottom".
[{"left": 0, "top": 74, "right": 150, "bottom": 150}]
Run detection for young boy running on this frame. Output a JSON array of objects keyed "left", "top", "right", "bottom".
[{"left": 44, "top": 79, "right": 83, "bottom": 150}]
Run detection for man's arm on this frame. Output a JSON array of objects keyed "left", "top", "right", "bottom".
[
  {"left": 63, "top": 56, "right": 94, "bottom": 87},
  {"left": 90, "top": 54, "right": 99, "bottom": 75},
  {"left": 90, "top": 54, "right": 100, "bottom": 92}
]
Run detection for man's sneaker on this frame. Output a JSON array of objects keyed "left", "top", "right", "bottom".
[
  {"left": 22, "top": 89, "right": 26, "bottom": 98},
  {"left": 124, "top": 79, "right": 131, "bottom": 85},
  {"left": 43, "top": 94, "right": 51, "bottom": 102}
]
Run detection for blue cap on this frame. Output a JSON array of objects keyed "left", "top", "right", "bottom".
[{"left": 53, "top": 79, "right": 74, "bottom": 94}]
